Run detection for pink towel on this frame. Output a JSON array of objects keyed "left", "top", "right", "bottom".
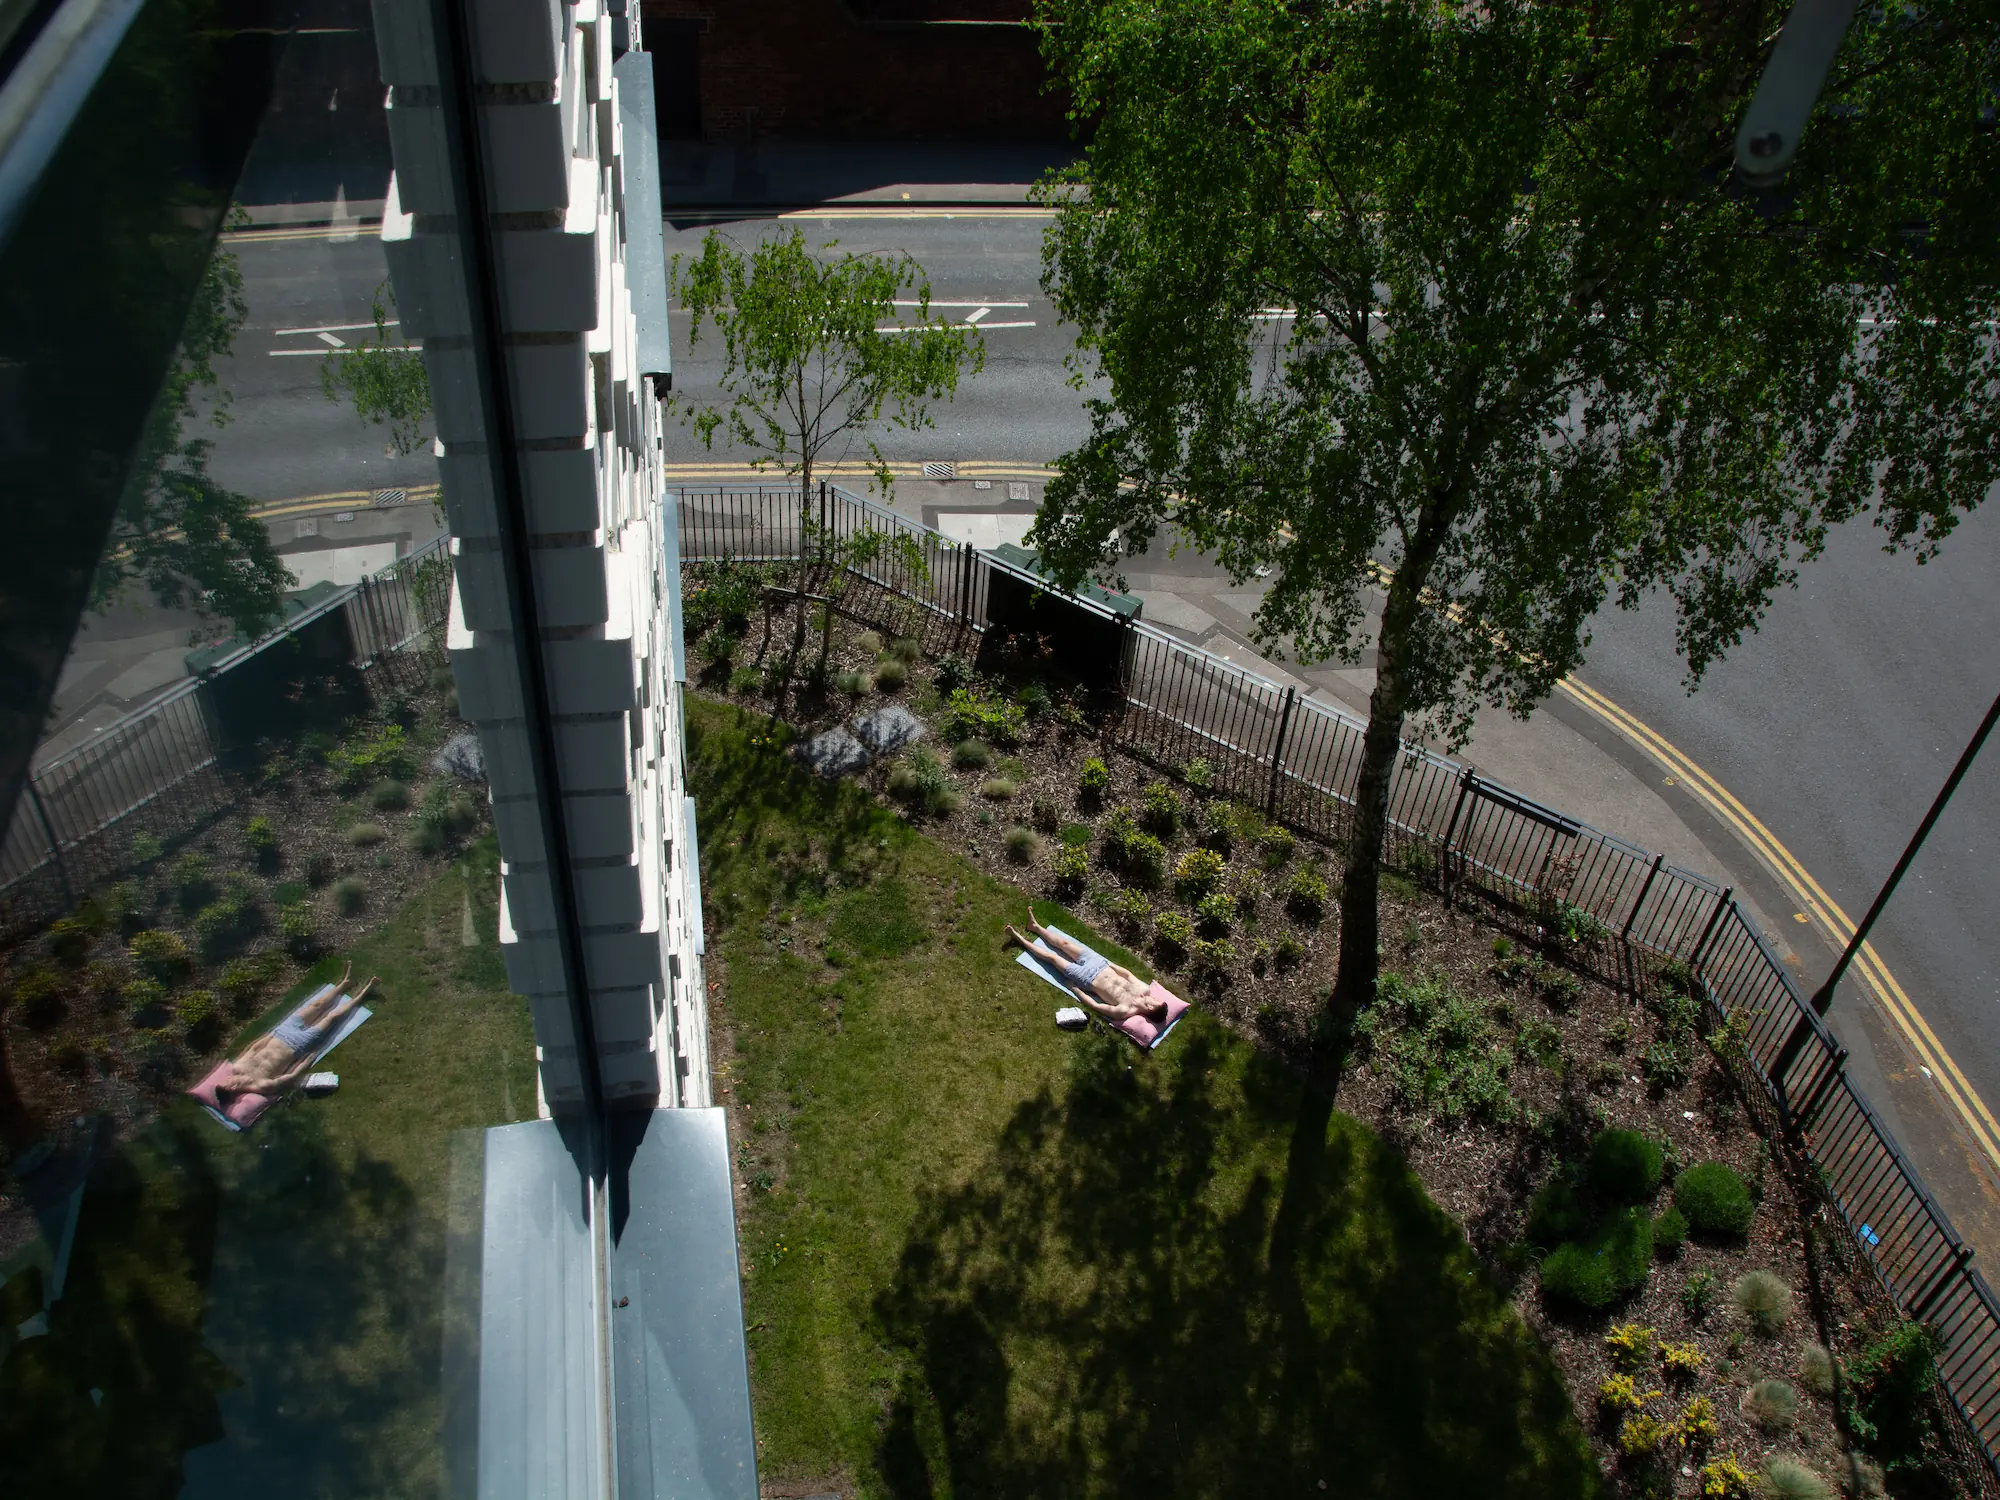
[{"left": 1118, "top": 982, "right": 1189, "bottom": 1050}]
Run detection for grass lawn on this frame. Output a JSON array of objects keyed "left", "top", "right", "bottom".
[
  {"left": 690, "top": 698, "right": 1600, "bottom": 1500},
  {"left": 0, "top": 834, "right": 536, "bottom": 1499}
]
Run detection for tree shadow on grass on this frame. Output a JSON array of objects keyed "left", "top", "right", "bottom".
[{"left": 873, "top": 1023, "right": 1601, "bottom": 1500}]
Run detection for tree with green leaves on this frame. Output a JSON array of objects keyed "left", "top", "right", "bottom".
[
  {"left": 673, "top": 229, "right": 984, "bottom": 678},
  {"left": 94, "top": 233, "right": 296, "bottom": 638},
  {"left": 320, "top": 282, "right": 433, "bottom": 458},
  {"left": 1028, "top": 0, "right": 2000, "bottom": 1012}
]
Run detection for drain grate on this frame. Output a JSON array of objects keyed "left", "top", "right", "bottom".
[
  {"left": 372, "top": 488, "right": 407, "bottom": 508},
  {"left": 922, "top": 462, "right": 955, "bottom": 480}
]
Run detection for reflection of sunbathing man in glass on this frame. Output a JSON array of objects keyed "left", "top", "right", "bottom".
[
  {"left": 1006, "top": 912, "right": 1177, "bottom": 1026},
  {"left": 219, "top": 961, "right": 376, "bottom": 1100}
]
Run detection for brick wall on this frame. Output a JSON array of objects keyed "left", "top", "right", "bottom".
[{"left": 639, "top": 0, "right": 1071, "bottom": 140}]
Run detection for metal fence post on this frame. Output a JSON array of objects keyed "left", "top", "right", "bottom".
[
  {"left": 1438, "top": 765, "right": 1475, "bottom": 876},
  {"left": 24, "top": 781, "right": 73, "bottom": 908},
  {"left": 1264, "top": 685, "right": 1298, "bottom": 818},
  {"left": 1687, "top": 887, "right": 1735, "bottom": 972},
  {"left": 1912, "top": 1245, "right": 1977, "bottom": 1321},
  {"left": 1621, "top": 852, "right": 1666, "bottom": 943}
]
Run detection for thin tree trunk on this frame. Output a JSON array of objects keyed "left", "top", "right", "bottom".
[
  {"left": 783, "top": 468, "right": 815, "bottom": 710},
  {"left": 1332, "top": 590, "right": 1414, "bottom": 1014}
]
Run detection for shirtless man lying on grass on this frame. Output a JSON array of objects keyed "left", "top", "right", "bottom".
[
  {"left": 1005, "top": 912, "right": 1179, "bottom": 1028},
  {"left": 218, "top": 961, "right": 376, "bottom": 1102}
]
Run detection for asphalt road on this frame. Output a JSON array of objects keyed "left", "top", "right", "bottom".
[{"left": 203, "top": 210, "right": 2000, "bottom": 1207}]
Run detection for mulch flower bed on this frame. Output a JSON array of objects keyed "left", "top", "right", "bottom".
[
  {"left": 0, "top": 677, "right": 488, "bottom": 1262},
  {"left": 687, "top": 578, "right": 1979, "bottom": 1499}
]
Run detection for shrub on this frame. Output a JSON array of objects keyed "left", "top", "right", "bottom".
[
  {"left": 980, "top": 777, "right": 1019, "bottom": 801},
  {"left": 1051, "top": 841, "right": 1090, "bottom": 894},
  {"left": 1183, "top": 756, "right": 1215, "bottom": 794},
  {"left": 1675, "top": 1394, "right": 1718, "bottom": 1448},
  {"left": 1514, "top": 1017, "right": 1562, "bottom": 1069},
  {"left": 1189, "top": 937, "right": 1235, "bottom": 979},
  {"left": 1759, "top": 1456, "right": 1829, "bottom": 1500},
  {"left": 371, "top": 778, "right": 411, "bottom": 811},
  {"left": 835, "top": 670, "right": 869, "bottom": 700},
  {"left": 330, "top": 723, "right": 415, "bottom": 790},
  {"left": 1173, "top": 847, "right": 1226, "bottom": 900},
  {"left": 305, "top": 851, "right": 335, "bottom": 887},
  {"left": 219, "top": 958, "right": 268, "bottom": 1016},
  {"left": 1524, "top": 1174, "right": 1590, "bottom": 1248},
  {"left": 1697, "top": 1456, "right": 1754, "bottom": 1499},
  {"left": 1356, "top": 971, "right": 1517, "bottom": 1129},
  {"left": 1194, "top": 892, "right": 1235, "bottom": 935},
  {"left": 1003, "top": 826, "right": 1037, "bottom": 863},
  {"left": 43, "top": 917, "right": 91, "bottom": 968},
  {"left": 170, "top": 853, "right": 214, "bottom": 911},
  {"left": 856, "top": 629, "right": 884, "bottom": 656},
  {"left": 934, "top": 652, "right": 974, "bottom": 692},
  {"left": 1597, "top": 1373, "right": 1651, "bottom": 1412},
  {"left": 1640, "top": 1038, "right": 1692, "bottom": 1090},
  {"left": 177, "top": 989, "right": 217, "bottom": 1035},
  {"left": 347, "top": 821, "right": 386, "bottom": 848},
  {"left": 1027, "top": 800, "right": 1062, "bottom": 835},
  {"left": 1558, "top": 904, "right": 1610, "bottom": 947},
  {"left": 281, "top": 902, "right": 318, "bottom": 956},
  {"left": 1843, "top": 1320, "right": 1944, "bottom": 1463},
  {"left": 1742, "top": 1377, "right": 1798, "bottom": 1431},
  {"left": 1797, "top": 1343, "right": 1834, "bottom": 1396},
  {"left": 124, "top": 976, "right": 167, "bottom": 1024},
  {"left": 888, "top": 636, "right": 922, "bottom": 665},
  {"left": 698, "top": 628, "right": 741, "bottom": 668},
  {"left": 1016, "top": 681, "right": 1052, "bottom": 718},
  {"left": 1139, "top": 781, "right": 1180, "bottom": 836},
  {"left": 1286, "top": 867, "right": 1330, "bottom": 921},
  {"left": 1604, "top": 1323, "right": 1655, "bottom": 1369},
  {"left": 131, "top": 830, "right": 164, "bottom": 865},
  {"left": 1108, "top": 887, "right": 1153, "bottom": 933},
  {"left": 872, "top": 658, "right": 908, "bottom": 692},
  {"left": 81, "top": 960, "right": 122, "bottom": 1004},
  {"left": 1589, "top": 1128, "right": 1665, "bottom": 1204},
  {"left": 331, "top": 876, "right": 367, "bottom": 916},
  {"left": 941, "top": 686, "right": 1023, "bottom": 747},
  {"left": 1258, "top": 825, "right": 1295, "bottom": 868},
  {"left": 1120, "top": 832, "right": 1168, "bottom": 889},
  {"left": 1274, "top": 934, "right": 1305, "bottom": 969},
  {"left": 1535, "top": 968, "right": 1582, "bottom": 1012},
  {"left": 1539, "top": 1207, "right": 1654, "bottom": 1309},
  {"left": 1674, "top": 1162, "right": 1754, "bottom": 1236},
  {"left": 13, "top": 968, "right": 67, "bottom": 1026},
  {"left": 244, "top": 815, "right": 280, "bottom": 866},
  {"left": 192, "top": 895, "right": 259, "bottom": 963},
  {"left": 1653, "top": 1205, "right": 1688, "bottom": 1258},
  {"left": 104, "top": 881, "right": 144, "bottom": 935},
  {"left": 1617, "top": 1411, "right": 1668, "bottom": 1458},
  {"left": 888, "top": 749, "right": 956, "bottom": 817},
  {"left": 1153, "top": 911, "right": 1193, "bottom": 958},
  {"left": 1195, "top": 804, "right": 1235, "bottom": 856},
  {"left": 128, "top": 929, "right": 190, "bottom": 982},
  {"left": 1732, "top": 1269, "right": 1792, "bottom": 1336},
  {"left": 1078, "top": 757, "right": 1111, "bottom": 801},
  {"left": 953, "top": 738, "right": 991, "bottom": 770},
  {"left": 1661, "top": 1341, "right": 1705, "bottom": 1380},
  {"left": 1651, "top": 987, "right": 1704, "bottom": 1041},
  {"left": 1681, "top": 1269, "right": 1716, "bottom": 1322},
  {"left": 1604, "top": 1015, "right": 1631, "bottom": 1052}
]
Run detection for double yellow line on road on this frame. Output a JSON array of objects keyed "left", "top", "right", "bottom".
[{"left": 1560, "top": 674, "right": 2000, "bottom": 1172}]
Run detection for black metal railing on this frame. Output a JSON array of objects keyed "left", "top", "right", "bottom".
[{"left": 674, "top": 481, "right": 2000, "bottom": 1482}]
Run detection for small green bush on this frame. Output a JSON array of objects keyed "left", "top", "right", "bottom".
[
  {"left": 1107, "top": 887, "right": 1153, "bottom": 932},
  {"left": 835, "top": 670, "right": 869, "bottom": 699},
  {"left": 244, "top": 815, "right": 279, "bottom": 865},
  {"left": 45, "top": 917, "right": 92, "bottom": 967},
  {"left": 952, "top": 738, "right": 991, "bottom": 770},
  {"left": 280, "top": 901, "right": 318, "bottom": 956},
  {"left": 1681, "top": 1269, "right": 1716, "bottom": 1322},
  {"left": 1843, "top": 1320, "right": 1944, "bottom": 1464},
  {"left": 1641, "top": 1038, "right": 1693, "bottom": 1091},
  {"left": 1139, "top": 781, "right": 1181, "bottom": 836},
  {"left": 1153, "top": 911, "right": 1193, "bottom": 957},
  {"left": 933, "top": 652, "right": 974, "bottom": 692},
  {"left": 856, "top": 629, "right": 884, "bottom": 656},
  {"left": 1536, "top": 968, "right": 1582, "bottom": 1012},
  {"left": 1743, "top": 1377, "right": 1798, "bottom": 1431},
  {"left": 170, "top": 853, "right": 214, "bottom": 911},
  {"left": 888, "top": 635, "right": 923, "bottom": 664},
  {"left": 330, "top": 723, "right": 415, "bottom": 790},
  {"left": 128, "top": 929, "right": 190, "bottom": 982},
  {"left": 1117, "top": 830, "right": 1168, "bottom": 888},
  {"left": 1286, "top": 867, "right": 1330, "bottom": 921},
  {"left": 1653, "top": 1205, "right": 1688, "bottom": 1259},
  {"left": 1078, "top": 757, "right": 1111, "bottom": 801},
  {"left": 1189, "top": 937, "right": 1235, "bottom": 979},
  {"left": 1797, "top": 1343, "right": 1834, "bottom": 1396},
  {"left": 1525, "top": 1174, "right": 1589, "bottom": 1248},
  {"left": 1588, "top": 1128, "right": 1665, "bottom": 1204},
  {"left": 177, "top": 989, "right": 217, "bottom": 1036},
  {"left": 1759, "top": 1456, "right": 1830, "bottom": 1500},
  {"left": 1003, "top": 826, "right": 1037, "bottom": 863},
  {"left": 1513, "top": 1017, "right": 1562, "bottom": 1069},
  {"left": 332, "top": 876, "right": 368, "bottom": 917},
  {"left": 1051, "top": 841, "right": 1089, "bottom": 893},
  {"left": 372, "top": 778, "right": 411, "bottom": 811},
  {"left": 1273, "top": 934, "right": 1305, "bottom": 969},
  {"left": 872, "top": 658, "right": 908, "bottom": 691},
  {"left": 105, "top": 881, "right": 144, "bottom": 935},
  {"left": 1539, "top": 1207, "right": 1654, "bottom": 1309},
  {"left": 13, "top": 967, "right": 67, "bottom": 1026},
  {"left": 218, "top": 957, "right": 268, "bottom": 1016},
  {"left": 192, "top": 895, "right": 260, "bottom": 963},
  {"left": 123, "top": 976, "right": 167, "bottom": 1023},
  {"left": 1183, "top": 756, "right": 1215, "bottom": 794},
  {"left": 1356, "top": 971, "right": 1517, "bottom": 1128},
  {"left": 889, "top": 749, "right": 957, "bottom": 817},
  {"left": 1194, "top": 892, "right": 1235, "bottom": 935},
  {"left": 347, "top": 821, "right": 386, "bottom": 848},
  {"left": 1674, "top": 1161, "right": 1755, "bottom": 1236},
  {"left": 1732, "top": 1269, "right": 1793, "bottom": 1336},
  {"left": 941, "top": 686, "right": 1024, "bottom": 747},
  {"left": 980, "top": 777, "right": 1019, "bottom": 801},
  {"left": 1258, "top": 825, "right": 1295, "bottom": 868},
  {"left": 131, "top": 831, "right": 164, "bottom": 866},
  {"left": 1174, "top": 847, "right": 1226, "bottom": 899},
  {"left": 1030, "top": 800, "right": 1062, "bottom": 834},
  {"left": 305, "top": 852, "right": 335, "bottom": 887}
]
